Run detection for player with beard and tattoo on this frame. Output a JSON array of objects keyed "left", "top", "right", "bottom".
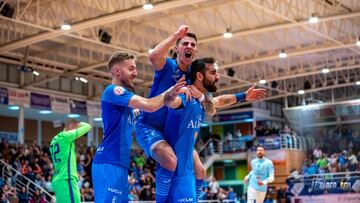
[
  {"left": 162, "top": 57, "right": 264, "bottom": 202},
  {"left": 244, "top": 146, "right": 275, "bottom": 203},
  {"left": 136, "top": 25, "right": 268, "bottom": 202},
  {"left": 91, "top": 51, "right": 189, "bottom": 203}
]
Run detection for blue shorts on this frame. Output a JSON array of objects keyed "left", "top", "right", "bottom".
[
  {"left": 92, "top": 163, "right": 128, "bottom": 203},
  {"left": 135, "top": 121, "right": 164, "bottom": 158},
  {"left": 168, "top": 174, "right": 196, "bottom": 203}
]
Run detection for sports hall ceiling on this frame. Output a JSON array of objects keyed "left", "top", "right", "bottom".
[{"left": 0, "top": 0, "right": 360, "bottom": 109}]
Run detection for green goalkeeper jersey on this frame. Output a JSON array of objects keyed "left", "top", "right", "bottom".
[{"left": 50, "top": 122, "right": 91, "bottom": 182}]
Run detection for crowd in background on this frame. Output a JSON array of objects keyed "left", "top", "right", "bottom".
[{"left": 0, "top": 139, "right": 238, "bottom": 202}]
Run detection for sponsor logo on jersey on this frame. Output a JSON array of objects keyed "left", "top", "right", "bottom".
[{"left": 187, "top": 114, "right": 202, "bottom": 129}]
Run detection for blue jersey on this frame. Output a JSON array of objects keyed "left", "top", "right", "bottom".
[
  {"left": 248, "top": 157, "right": 274, "bottom": 192},
  {"left": 140, "top": 57, "right": 187, "bottom": 132},
  {"left": 93, "top": 84, "right": 135, "bottom": 168},
  {"left": 164, "top": 94, "right": 205, "bottom": 176}
]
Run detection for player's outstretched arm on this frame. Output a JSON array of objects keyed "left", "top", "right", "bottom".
[
  {"left": 63, "top": 122, "right": 91, "bottom": 141},
  {"left": 213, "top": 84, "right": 268, "bottom": 108},
  {"left": 129, "top": 76, "right": 187, "bottom": 112},
  {"left": 149, "top": 25, "right": 189, "bottom": 71}
]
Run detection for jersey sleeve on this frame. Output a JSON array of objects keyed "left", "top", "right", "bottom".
[
  {"left": 268, "top": 160, "right": 275, "bottom": 175},
  {"left": 102, "top": 85, "right": 134, "bottom": 107},
  {"left": 155, "top": 57, "right": 174, "bottom": 75},
  {"left": 62, "top": 122, "right": 91, "bottom": 141}
]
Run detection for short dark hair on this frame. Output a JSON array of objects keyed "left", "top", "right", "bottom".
[
  {"left": 176, "top": 32, "right": 197, "bottom": 45},
  {"left": 188, "top": 57, "right": 216, "bottom": 83},
  {"left": 107, "top": 51, "right": 135, "bottom": 72}
]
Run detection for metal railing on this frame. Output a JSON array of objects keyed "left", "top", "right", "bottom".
[{"left": 0, "top": 159, "right": 55, "bottom": 203}]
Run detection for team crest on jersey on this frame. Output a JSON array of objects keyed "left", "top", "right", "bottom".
[{"left": 113, "top": 86, "right": 125, "bottom": 95}]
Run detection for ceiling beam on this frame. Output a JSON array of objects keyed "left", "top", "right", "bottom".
[
  {"left": 245, "top": 0, "right": 360, "bottom": 54},
  {"left": 0, "top": 0, "right": 207, "bottom": 54},
  {"left": 218, "top": 63, "right": 360, "bottom": 93},
  {"left": 198, "top": 11, "right": 360, "bottom": 44}
]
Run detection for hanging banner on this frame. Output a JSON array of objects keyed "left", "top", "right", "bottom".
[
  {"left": 70, "top": 99, "right": 87, "bottom": 115},
  {"left": 0, "top": 131, "right": 18, "bottom": 144},
  {"left": 51, "top": 96, "right": 70, "bottom": 114},
  {"left": 0, "top": 87, "right": 8, "bottom": 105},
  {"left": 8, "top": 89, "right": 30, "bottom": 107},
  {"left": 30, "top": 92, "right": 51, "bottom": 110},
  {"left": 86, "top": 100, "right": 101, "bottom": 117}
]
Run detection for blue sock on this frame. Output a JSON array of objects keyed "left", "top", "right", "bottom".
[
  {"left": 196, "top": 179, "right": 204, "bottom": 200},
  {"left": 156, "top": 167, "right": 174, "bottom": 203}
]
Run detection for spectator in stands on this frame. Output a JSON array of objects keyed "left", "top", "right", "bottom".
[
  {"left": 29, "top": 190, "right": 45, "bottom": 203},
  {"left": 18, "top": 186, "right": 30, "bottom": 203},
  {"left": 226, "top": 187, "right": 237, "bottom": 202},
  {"left": 134, "top": 150, "right": 146, "bottom": 168},
  {"left": 199, "top": 187, "right": 208, "bottom": 200},
  {"left": 348, "top": 152, "right": 358, "bottom": 171},
  {"left": 235, "top": 129, "right": 242, "bottom": 138},
  {"left": 313, "top": 147, "right": 322, "bottom": 160},
  {"left": 316, "top": 154, "right": 328, "bottom": 173},
  {"left": 208, "top": 176, "right": 220, "bottom": 200}
]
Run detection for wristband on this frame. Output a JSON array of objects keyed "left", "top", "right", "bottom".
[
  {"left": 199, "top": 94, "right": 205, "bottom": 102},
  {"left": 235, "top": 92, "right": 246, "bottom": 102}
]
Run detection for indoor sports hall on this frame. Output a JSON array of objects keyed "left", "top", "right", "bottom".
[{"left": 0, "top": 0, "right": 359, "bottom": 203}]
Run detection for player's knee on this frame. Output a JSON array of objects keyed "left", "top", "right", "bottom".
[
  {"left": 161, "top": 153, "right": 177, "bottom": 171},
  {"left": 195, "top": 163, "right": 206, "bottom": 179}
]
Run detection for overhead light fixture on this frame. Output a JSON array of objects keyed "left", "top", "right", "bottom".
[
  {"left": 94, "top": 117, "right": 102, "bottom": 121},
  {"left": 321, "top": 68, "right": 329, "bottom": 74},
  {"left": 279, "top": 50, "right": 287, "bottom": 58},
  {"left": 223, "top": 28, "right": 233, "bottom": 38},
  {"left": 148, "top": 48, "right": 155, "bottom": 54},
  {"left": 308, "top": 13, "right": 319, "bottom": 24},
  {"left": 75, "top": 77, "right": 79, "bottom": 81},
  {"left": 356, "top": 38, "right": 360, "bottom": 47},
  {"left": 39, "top": 110, "right": 52, "bottom": 114},
  {"left": 32, "top": 71, "right": 39, "bottom": 76},
  {"left": 61, "top": 22, "right": 71, "bottom": 30},
  {"left": 259, "top": 79, "right": 267, "bottom": 84},
  {"left": 298, "top": 90, "right": 305, "bottom": 95},
  {"left": 67, "top": 114, "right": 80, "bottom": 118},
  {"left": 356, "top": 81, "right": 360, "bottom": 85},
  {"left": 8, "top": 106, "right": 19, "bottom": 110},
  {"left": 143, "top": 2, "right": 153, "bottom": 10},
  {"left": 79, "top": 77, "right": 88, "bottom": 83}
]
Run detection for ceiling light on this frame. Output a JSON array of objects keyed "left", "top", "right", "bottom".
[
  {"left": 143, "top": 3, "right": 153, "bottom": 10},
  {"left": 298, "top": 90, "right": 305, "bottom": 95},
  {"left": 223, "top": 28, "right": 232, "bottom": 38},
  {"left": 8, "top": 106, "right": 19, "bottom": 110},
  {"left": 279, "top": 50, "right": 287, "bottom": 58},
  {"left": 356, "top": 38, "right": 360, "bottom": 47},
  {"left": 94, "top": 117, "right": 102, "bottom": 121},
  {"left": 321, "top": 68, "right": 329, "bottom": 74},
  {"left": 79, "top": 77, "right": 88, "bottom": 83},
  {"left": 259, "top": 79, "right": 267, "bottom": 84},
  {"left": 308, "top": 14, "right": 319, "bottom": 24},
  {"left": 61, "top": 22, "right": 71, "bottom": 31},
  {"left": 356, "top": 81, "right": 360, "bottom": 85},
  {"left": 39, "top": 110, "right": 52, "bottom": 114},
  {"left": 67, "top": 114, "right": 80, "bottom": 118},
  {"left": 32, "top": 71, "right": 39, "bottom": 76},
  {"left": 148, "top": 48, "right": 155, "bottom": 54},
  {"left": 75, "top": 77, "right": 79, "bottom": 81}
]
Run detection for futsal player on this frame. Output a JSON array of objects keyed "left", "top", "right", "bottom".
[
  {"left": 91, "top": 51, "right": 188, "bottom": 203},
  {"left": 50, "top": 119, "right": 91, "bottom": 203},
  {"left": 136, "top": 25, "right": 268, "bottom": 201},
  {"left": 244, "top": 146, "right": 275, "bottom": 203}
]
